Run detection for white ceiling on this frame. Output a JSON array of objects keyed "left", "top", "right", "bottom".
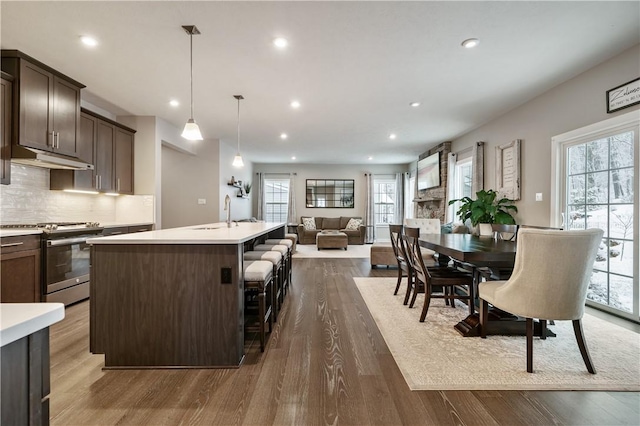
[{"left": 2, "top": 1, "right": 639, "bottom": 165}]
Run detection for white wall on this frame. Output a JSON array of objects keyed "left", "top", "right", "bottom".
[
  {"left": 452, "top": 44, "right": 640, "bottom": 226},
  {"left": 253, "top": 163, "right": 409, "bottom": 223},
  {"left": 219, "top": 140, "right": 253, "bottom": 221}
]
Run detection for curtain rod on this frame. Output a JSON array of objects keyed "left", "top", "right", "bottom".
[{"left": 256, "top": 172, "right": 297, "bottom": 175}]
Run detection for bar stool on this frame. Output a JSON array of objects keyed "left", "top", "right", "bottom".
[
  {"left": 243, "top": 260, "right": 273, "bottom": 352},
  {"left": 253, "top": 244, "right": 290, "bottom": 296},
  {"left": 284, "top": 233, "right": 297, "bottom": 253},
  {"left": 244, "top": 250, "right": 284, "bottom": 319},
  {"left": 264, "top": 239, "right": 293, "bottom": 286}
]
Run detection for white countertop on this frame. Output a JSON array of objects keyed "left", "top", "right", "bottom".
[
  {"left": 100, "top": 222, "right": 155, "bottom": 228},
  {"left": 0, "top": 303, "right": 65, "bottom": 347},
  {"left": 0, "top": 229, "right": 43, "bottom": 238},
  {"left": 87, "top": 222, "right": 286, "bottom": 245}
]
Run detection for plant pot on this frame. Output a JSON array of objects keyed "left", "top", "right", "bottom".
[{"left": 478, "top": 223, "right": 493, "bottom": 237}]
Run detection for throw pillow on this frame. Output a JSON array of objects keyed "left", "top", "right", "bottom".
[
  {"left": 345, "top": 218, "right": 362, "bottom": 231},
  {"left": 302, "top": 217, "right": 316, "bottom": 231}
]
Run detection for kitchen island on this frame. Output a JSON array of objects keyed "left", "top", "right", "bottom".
[{"left": 88, "top": 222, "right": 285, "bottom": 369}]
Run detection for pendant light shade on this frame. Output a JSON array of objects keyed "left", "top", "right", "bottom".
[
  {"left": 233, "top": 95, "right": 244, "bottom": 167},
  {"left": 181, "top": 25, "right": 203, "bottom": 141}
]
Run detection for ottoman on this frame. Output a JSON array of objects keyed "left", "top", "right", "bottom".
[
  {"left": 370, "top": 243, "right": 397, "bottom": 268},
  {"left": 316, "top": 230, "right": 348, "bottom": 250}
]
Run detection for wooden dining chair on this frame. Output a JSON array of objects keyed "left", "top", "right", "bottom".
[
  {"left": 402, "top": 226, "right": 442, "bottom": 307},
  {"left": 478, "top": 228, "right": 603, "bottom": 373},
  {"left": 404, "top": 234, "right": 475, "bottom": 322},
  {"left": 389, "top": 224, "right": 413, "bottom": 302},
  {"left": 492, "top": 223, "right": 519, "bottom": 241}
]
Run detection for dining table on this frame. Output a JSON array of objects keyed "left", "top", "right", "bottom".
[{"left": 419, "top": 233, "right": 555, "bottom": 338}]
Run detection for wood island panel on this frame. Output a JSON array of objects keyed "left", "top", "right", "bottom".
[{"left": 91, "top": 243, "right": 244, "bottom": 368}]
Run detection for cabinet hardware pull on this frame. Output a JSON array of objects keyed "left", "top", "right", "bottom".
[
  {"left": 117, "top": 178, "right": 120, "bottom": 192},
  {"left": 95, "top": 175, "right": 99, "bottom": 189},
  {"left": 49, "top": 131, "right": 55, "bottom": 147},
  {"left": 1, "top": 242, "right": 25, "bottom": 248},
  {"left": 55, "top": 132, "right": 60, "bottom": 149}
]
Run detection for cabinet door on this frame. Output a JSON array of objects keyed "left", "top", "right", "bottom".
[
  {"left": 18, "top": 60, "right": 52, "bottom": 151},
  {"left": 51, "top": 76, "right": 80, "bottom": 157},
  {"left": 74, "top": 113, "right": 97, "bottom": 190},
  {"left": 114, "top": 128, "right": 134, "bottom": 194},
  {"left": 1, "top": 77, "right": 11, "bottom": 185},
  {"left": 95, "top": 121, "right": 115, "bottom": 192},
  {"left": 0, "top": 248, "right": 41, "bottom": 303}
]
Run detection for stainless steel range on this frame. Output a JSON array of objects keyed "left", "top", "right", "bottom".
[{"left": 1, "top": 222, "right": 104, "bottom": 305}]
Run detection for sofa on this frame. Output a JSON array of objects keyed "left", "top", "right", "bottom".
[{"left": 297, "top": 216, "right": 366, "bottom": 245}]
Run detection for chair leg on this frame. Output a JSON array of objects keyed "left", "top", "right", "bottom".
[
  {"left": 526, "top": 317, "right": 533, "bottom": 373},
  {"left": 409, "top": 281, "right": 419, "bottom": 308},
  {"left": 258, "top": 292, "right": 265, "bottom": 352},
  {"left": 419, "top": 284, "right": 432, "bottom": 322},
  {"left": 573, "top": 319, "right": 596, "bottom": 374},
  {"left": 449, "top": 286, "right": 457, "bottom": 309},
  {"left": 403, "top": 273, "right": 413, "bottom": 305},
  {"left": 479, "top": 298, "right": 489, "bottom": 338},
  {"left": 444, "top": 286, "right": 450, "bottom": 306},
  {"left": 394, "top": 267, "right": 403, "bottom": 295},
  {"left": 540, "top": 319, "right": 547, "bottom": 340}
]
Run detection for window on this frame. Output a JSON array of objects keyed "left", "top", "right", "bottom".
[
  {"left": 448, "top": 157, "right": 473, "bottom": 222},
  {"left": 264, "top": 178, "right": 289, "bottom": 223},
  {"left": 374, "top": 177, "right": 396, "bottom": 225},
  {"left": 552, "top": 110, "right": 639, "bottom": 321}
]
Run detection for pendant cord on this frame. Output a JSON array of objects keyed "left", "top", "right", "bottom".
[
  {"left": 237, "top": 98, "right": 241, "bottom": 152},
  {"left": 189, "top": 33, "right": 194, "bottom": 119}
]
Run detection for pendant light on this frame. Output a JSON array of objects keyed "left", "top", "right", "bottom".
[
  {"left": 232, "top": 95, "right": 244, "bottom": 167},
  {"left": 181, "top": 25, "right": 203, "bottom": 141}
]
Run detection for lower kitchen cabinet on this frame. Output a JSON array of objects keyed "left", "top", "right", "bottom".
[
  {"left": 102, "top": 224, "right": 153, "bottom": 236},
  {"left": 1, "top": 234, "right": 41, "bottom": 303}
]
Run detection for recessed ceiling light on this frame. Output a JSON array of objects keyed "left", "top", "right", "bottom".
[
  {"left": 290, "top": 100, "right": 301, "bottom": 109},
  {"left": 410, "top": 102, "right": 421, "bottom": 107},
  {"left": 389, "top": 133, "right": 397, "bottom": 140},
  {"left": 169, "top": 100, "right": 180, "bottom": 107},
  {"left": 291, "top": 156, "right": 296, "bottom": 160},
  {"left": 80, "top": 36, "right": 98, "bottom": 47},
  {"left": 280, "top": 133, "right": 288, "bottom": 140},
  {"left": 461, "top": 38, "right": 480, "bottom": 48},
  {"left": 368, "top": 156, "right": 373, "bottom": 161},
  {"left": 273, "top": 37, "right": 288, "bottom": 49}
]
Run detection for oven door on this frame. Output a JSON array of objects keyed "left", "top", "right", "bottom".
[{"left": 44, "top": 235, "right": 92, "bottom": 297}]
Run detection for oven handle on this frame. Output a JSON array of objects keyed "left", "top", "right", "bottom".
[{"left": 47, "top": 237, "right": 90, "bottom": 247}]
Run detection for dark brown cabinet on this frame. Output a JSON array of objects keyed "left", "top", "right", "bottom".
[
  {"left": 1, "top": 72, "right": 12, "bottom": 185},
  {"left": 102, "top": 224, "right": 153, "bottom": 236},
  {"left": 51, "top": 109, "right": 135, "bottom": 194},
  {"left": 1, "top": 50, "right": 84, "bottom": 157},
  {"left": 1, "top": 328, "right": 51, "bottom": 426},
  {"left": 0, "top": 234, "right": 42, "bottom": 303}
]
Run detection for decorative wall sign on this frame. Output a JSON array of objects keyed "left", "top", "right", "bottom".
[
  {"left": 607, "top": 77, "right": 640, "bottom": 113},
  {"left": 495, "top": 139, "right": 521, "bottom": 200}
]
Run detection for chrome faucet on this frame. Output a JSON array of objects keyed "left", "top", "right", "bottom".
[{"left": 224, "top": 194, "right": 232, "bottom": 227}]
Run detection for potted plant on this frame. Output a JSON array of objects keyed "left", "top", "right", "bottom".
[
  {"left": 243, "top": 182, "right": 252, "bottom": 195},
  {"left": 449, "top": 189, "right": 517, "bottom": 236}
]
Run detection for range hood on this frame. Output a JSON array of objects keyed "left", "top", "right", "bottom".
[{"left": 11, "top": 146, "right": 94, "bottom": 170}]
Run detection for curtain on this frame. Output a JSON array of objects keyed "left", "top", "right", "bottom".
[
  {"left": 364, "top": 173, "right": 375, "bottom": 243},
  {"left": 445, "top": 152, "right": 457, "bottom": 223},
  {"left": 471, "top": 141, "right": 484, "bottom": 195},
  {"left": 403, "top": 171, "right": 413, "bottom": 220},
  {"left": 394, "top": 172, "right": 404, "bottom": 224},
  {"left": 286, "top": 173, "right": 297, "bottom": 225},
  {"left": 256, "top": 172, "right": 265, "bottom": 221}
]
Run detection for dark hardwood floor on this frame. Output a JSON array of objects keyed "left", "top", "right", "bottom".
[{"left": 49, "top": 257, "right": 639, "bottom": 425}]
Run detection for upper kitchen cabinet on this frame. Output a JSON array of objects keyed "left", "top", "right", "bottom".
[
  {"left": 51, "top": 109, "right": 135, "bottom": 194},
  {"left": 1, "top": 72, "right": 13, "bottom": 185},
  {"left": 1, "top": 50, "right": 85, "bottom": 157}
]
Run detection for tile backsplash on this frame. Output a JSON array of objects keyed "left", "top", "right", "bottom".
[{"left": 0, "top": 164, "right": 154, "bottom": 225}]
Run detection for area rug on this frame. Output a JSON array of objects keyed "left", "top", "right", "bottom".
[
  {"left": 354, "top": 277, "right": 640, "bottom": 391},
  {"left": 293, "top": 243, "right": 371, "bottom": 259}
]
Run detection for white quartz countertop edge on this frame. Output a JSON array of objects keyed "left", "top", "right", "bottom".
[
  {"left": 0, "top": 229, "right": 43, "bottom": 238},
  {"left": 87, "top": 222, "right": 286, "bottom": 245},
  {"left": 1, "top": 303, "right": 65, "bottom": 347},
  {"left": 100, "top": 222, "right": 155, "bottom": 228}
]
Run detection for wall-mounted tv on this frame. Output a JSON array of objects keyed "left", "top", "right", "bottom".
[{"left": 417, "top": 152, "right": 440, "bottom": 190}]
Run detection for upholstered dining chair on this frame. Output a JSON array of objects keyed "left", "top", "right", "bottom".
[
  {"left": 389, "top": 224, "right": 413, "bottom": 302},
  {"left": 478, "top": 228, "right": 603, "bottom": 374},
  {"left": 404, "top": 234, "right": 475, "bottom": 322}
]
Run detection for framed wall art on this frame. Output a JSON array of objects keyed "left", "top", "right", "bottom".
[
  {"left": 606, "top": 77, "right": 640, "bottom": 113},
  {"left": 495, "top": 139, "right": 521, "bottom": 200}
]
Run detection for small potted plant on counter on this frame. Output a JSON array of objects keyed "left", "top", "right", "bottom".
[{"left": 449, "top": 189, "right": 517, "bottom": 236}]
